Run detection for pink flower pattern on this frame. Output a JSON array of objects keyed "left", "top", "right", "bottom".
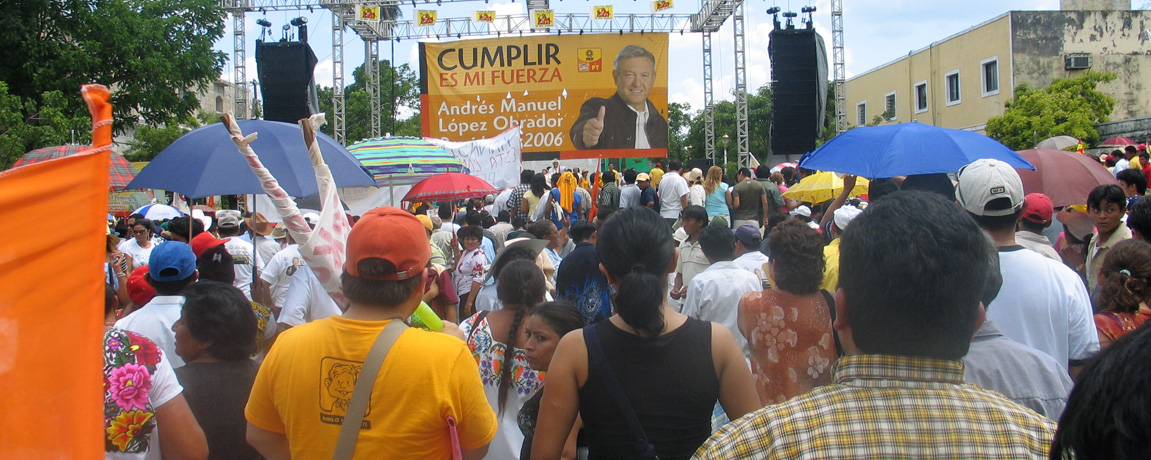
[{"left": 107, "top": 362, "right": 153, "bottom": 411}]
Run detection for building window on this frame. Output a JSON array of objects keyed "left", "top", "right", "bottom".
[
  {"left": 215, "top": 96, "right": 224, "bottom": 113},
  {"left": 884, "top": 92, "right": 897, "bottom": 121},
  {"left": 914, "top": 81, "right": 928, "bottom": 113},
  {"left": 857, "top": 102, "right": 867, "bottom": 126},
  {"left": 981, "top": 57, "right": 999, "bottom": 96},
  {"left": 945, "top": 70, "right": 961, "bottom": 106}
]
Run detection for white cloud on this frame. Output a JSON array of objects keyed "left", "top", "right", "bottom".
[{"left": 669, "top": 77, "right": 705, "bottom": 112}]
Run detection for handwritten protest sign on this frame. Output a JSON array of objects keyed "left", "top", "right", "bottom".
[{"left": 426, "top": 127, "right": 522, "bottom": 189}]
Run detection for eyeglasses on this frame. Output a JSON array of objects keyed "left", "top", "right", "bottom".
[{"left": 132, "top": 229, "right": 148, "bottom": 235}]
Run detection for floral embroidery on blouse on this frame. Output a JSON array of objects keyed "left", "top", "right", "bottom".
[
  {"left": 462, "top": 315, "right": 545, "bottom": 396},
  {"left": 103, "top": 329, "right": 162, "bottom": 454}
]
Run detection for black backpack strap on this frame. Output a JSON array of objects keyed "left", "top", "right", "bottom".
[
  {"left": 820, "top": 290, "right": 845, "bottom": 356},
  {"left": 584, "top": 323, "right": 659, "bottom": 459}
]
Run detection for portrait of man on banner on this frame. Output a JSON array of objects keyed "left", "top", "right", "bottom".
[{"left": 569, "top": 44, "right": 668, "bottom": 150}]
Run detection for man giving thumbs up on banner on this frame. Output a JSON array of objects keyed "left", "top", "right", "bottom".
[{"left": 569, "top": 45, "right": 668, "bottom": 150}]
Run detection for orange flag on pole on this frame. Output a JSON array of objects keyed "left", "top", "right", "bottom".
[{"left": 0, "top": 150, "right": 109, "bottom": 459}]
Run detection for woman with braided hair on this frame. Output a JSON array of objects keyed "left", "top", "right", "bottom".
[
  {"left": 461, "top": 259, "right": 548, "bottom": 459},
  {"left": 1093, "top": 239, "right": 1151, "bottom": 349}
]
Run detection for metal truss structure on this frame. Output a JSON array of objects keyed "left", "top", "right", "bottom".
[
  {"left": 220, "top": 0, "right": 761, "bottom": 162},
  {"left": 832, "top": 0, "right": 847, "bottom": 134}
]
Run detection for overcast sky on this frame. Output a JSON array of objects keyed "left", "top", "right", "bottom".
[{"left": 214, "top": 0, "right": 1101, "bottom": 117}]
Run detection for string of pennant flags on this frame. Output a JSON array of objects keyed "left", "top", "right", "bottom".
[{"left": 357, "top": 2, "right": 675, "bottom": 27}]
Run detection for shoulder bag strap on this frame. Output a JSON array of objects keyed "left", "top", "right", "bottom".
[
  {"left": 583, "top": 324, "right": 659, "bottom": 459},
  {"left": 820, "top": 290, "right": 844, "bottom": 356},
  {"left": 332, "top": 319, "right": 408, "bottom": 460}
]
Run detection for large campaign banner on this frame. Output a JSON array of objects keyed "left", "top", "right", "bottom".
[{"left": 420, "top": 33, "right": 668, "bottom": 161}]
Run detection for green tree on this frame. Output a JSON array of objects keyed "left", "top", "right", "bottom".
[
  {"left": 666, "top": 102, "right": 691, "bottom": 162},
  {"left": 0, "top": 0, "right": 227, "bottom": 133},
  {"left": 986, "top": 71, "right": 1116, "bottom": 150},
  {"left": 0, "top": 82, "right": 92, "bottom": 169},
  {"left": 316, "top": 60, "right": 421, "bottom": 143}
]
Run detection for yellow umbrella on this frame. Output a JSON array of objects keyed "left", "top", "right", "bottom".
[{"left": 782, "top": 171, "right": 870, "bottom": 204}]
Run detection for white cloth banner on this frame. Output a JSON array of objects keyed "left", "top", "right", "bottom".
[{"left": 426, "top": 127, "right": 522, "bottom": 189}]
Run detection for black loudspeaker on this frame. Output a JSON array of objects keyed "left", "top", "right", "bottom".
[
  {"left": 687, "top": 158, "right": 714, "bottom": 173},
  {"left": 769, "top": 28, "right": 828, "bottom": 157},
  {"left": 256, "top": 41, "right": 319, "bottom": 123}
]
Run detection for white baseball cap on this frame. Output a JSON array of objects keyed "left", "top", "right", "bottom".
[
  {"left": 833, "top": 205, "right": 863, "bottom": 230},
  {"left": 790, "top": 205, "right": 812, "bottom": 218},
  {"left": 955, "top": 159, "right": 1024, "bottom": 217}
]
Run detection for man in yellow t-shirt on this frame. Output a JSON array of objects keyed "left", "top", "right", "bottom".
[
  {"left": 650, "top": 162, "right": 665, "bottom": 190},
  {"left": 246, "top": 208, "right": 497, "bottom": 459},
  {"left": 821, "top": 205, "right": 863, "bottom": 291}
]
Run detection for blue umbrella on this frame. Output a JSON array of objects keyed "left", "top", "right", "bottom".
[
  {"left": 798, "top": 122, "right": 1034, "bottom": 178},
  {"left": 125, "top": 119, "right": 375, "bottom": 198}
]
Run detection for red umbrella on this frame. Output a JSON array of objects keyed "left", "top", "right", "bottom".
[
  {"left": 1100, "top": 137, "right": 1136, "bottom": 147},
  {"left": 1015, "top": 149, "right": 1118, "bottom": 207},
  {"left": 14, "top": 144, "right": 137, "bottom": 190},
  {"left": 403, "top": 172, "right": 497, "bottom": 202}
]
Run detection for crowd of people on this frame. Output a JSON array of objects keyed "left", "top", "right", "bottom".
[{"left": 100, "top": 154, "right": 1151, "bottom": 460}]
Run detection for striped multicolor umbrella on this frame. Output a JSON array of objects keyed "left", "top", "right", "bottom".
[
  {"left": 14, "top": 144, "right": 138, "bottom": 190},
  {"left": 347, "top": 137, "right": 467, "bottom": 186}
]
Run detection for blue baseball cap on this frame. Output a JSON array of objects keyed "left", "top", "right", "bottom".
[{"left": 148, "top": 242, "right": 197, "bottom": 282}]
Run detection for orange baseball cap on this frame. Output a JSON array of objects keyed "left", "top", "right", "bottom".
[{"left": 344, "top": 207, "right": 429, "bottom": 280}]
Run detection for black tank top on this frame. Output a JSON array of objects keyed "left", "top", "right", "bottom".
[{"left": 578, "top": 317, "right": 719, "bottom": 460}]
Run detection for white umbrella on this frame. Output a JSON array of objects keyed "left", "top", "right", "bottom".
[
  {"left": 1035, "top": 136, "right": 1080, "bottom": 151},
  {"left": 132, "top": 203, "right": 184, "bottom": 220}
]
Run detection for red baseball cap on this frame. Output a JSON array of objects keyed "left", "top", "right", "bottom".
[
  {"left": 344, "top": 207, "right": 430, "bottom": 281},
  {"left": 191, "top": 231, "right": 230, "bottom": 258},
  {"left": 1022, "top": 193, "right": 1054, "bottom": 225},
  {"left": 127, "top": 265, "right": 156, "bottom": 306}
]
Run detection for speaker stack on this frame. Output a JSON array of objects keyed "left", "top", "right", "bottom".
[
  {"left": 769, "top": 28, "right": 828, "bottom": 157},
  {"left": 255, "top": 41, "right": 319, "bottom": 123}
]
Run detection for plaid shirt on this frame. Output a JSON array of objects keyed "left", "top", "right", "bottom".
[
  {"left": 506, "top": 183, "right": 531, "bottom": 214},
  {"left": 694, "top": 354, "right": 1056, "bottom": 459}
]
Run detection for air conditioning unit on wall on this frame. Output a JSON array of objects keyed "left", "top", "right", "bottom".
[{"left": 1065, "top": 54, "right": 1091, "bottom": 71}]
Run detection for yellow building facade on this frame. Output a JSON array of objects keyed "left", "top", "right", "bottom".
[{"left": 845, "top": 9, "right": 1151, "bottom": 133}]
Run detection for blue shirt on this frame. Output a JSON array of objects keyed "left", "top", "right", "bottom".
[
  {"left": 549, "top": 188, "right": 582, "bottom": 229},
  {"left": 705, "top": 182, "right": 730, "bottom": 218},
  {"left": 556, "top": 242, "right": 613, "bottom": 325}
]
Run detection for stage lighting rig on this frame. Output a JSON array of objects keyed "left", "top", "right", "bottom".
[
  {"left": 767, "top": 7, "right": 782, "bottom": 29},
  {"left": 801, "top": 6, "right": 816, "bottom": 28},
  {"left": 291, "top": 17, "right": 308, "bottom": 42},
  {"left": 782, "top": 11, "right": 798, "bottom": 28},
  {"left": 256, "top": 19, "right": 272, "bottom": 42}
]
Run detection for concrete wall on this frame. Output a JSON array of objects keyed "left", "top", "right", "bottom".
[
  {"left": 1010, "top": 10, "right": 1151, "bottom": 121},
  {"left": 1096, "top": 116, "right": 1151, "bottom": 141},
  {"left": 844, "top": 15, "right": 1012, "bottom": 132},
  {"left": 1060, "top": 0, "right": 1131, "bottom": 10}
]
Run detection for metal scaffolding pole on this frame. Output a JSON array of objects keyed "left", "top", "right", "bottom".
[
  {"left": 732, "top": 0, "right": 749, "bottom": 167},
  {"left": 233, "top": 10, "right": 248, "bottom": 118},
  {"left": 702, "top": 31, "right": 716, "bottom": 164},
  {"left": 832, "top": 0, "right": 847, "bottom": 134},
  {"left": 366, "top": 38, "right": 381, "bottom": 139},
  {"left": 332, "top": 13, "right": 346, "bottom": 144}
]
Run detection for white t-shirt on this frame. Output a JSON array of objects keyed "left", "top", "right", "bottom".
[
  {"left": 114, "top": 295, "right": 186, "bottom": 368},
  {"left": 988, "top": 247, "right": 1099, "bottom": 369},
  {"left": 223, "top": 237, "right": 255, "bottom": 299},
  {"left": 733, "top": 251, "right": 771, "bottom": 288},
  {"left": 658, "top": 171, "right": 689, "bottom": 219},
  {"left": 253, "top": 234, "right": 282, "bottom": 270},
  {"left": 682, "top": 261, "right": 762, "bottom": 359},
  {"left": 118, "top": 238, "right": 156, "bottom": 267},
  {"left": 279, "top": 265, "right": 342, "bottom": 327},
  {"left": 260, "top": 244, "right": 303, "bottom": 309}
]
